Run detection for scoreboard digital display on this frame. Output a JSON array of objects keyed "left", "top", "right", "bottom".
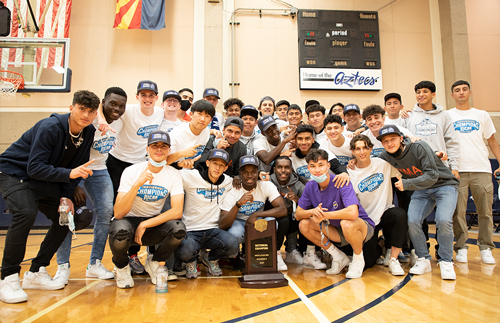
[{"left": 298, "top": 10, "right": 382, "bottom": 91}]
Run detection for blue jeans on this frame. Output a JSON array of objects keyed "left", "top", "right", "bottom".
[
  {"left": 407, "top": 185, "right": 458, "bottom": 262},
  {"left": 57, "top": 169, "right": 115, "bottom": 265},
  {"left": 176, "top": 228, "right": 239, "bottom": 263}
]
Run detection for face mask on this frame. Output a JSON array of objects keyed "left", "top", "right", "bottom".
[
  {"left": 150, "top": 159, "right": 166, "bottom": 167},
  {"left": 180, "top": 100, "right": 191, "bottom": 112},
  {"left": 311, "top": 173, "right": 328, "bottom": 184}
]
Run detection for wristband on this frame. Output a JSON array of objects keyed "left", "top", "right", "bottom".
[{"left": 236, "top": 201, "right": 242, "bottom": 208}]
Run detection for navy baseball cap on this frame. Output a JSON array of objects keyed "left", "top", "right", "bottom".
[
  {"left": 137, "top": 80, "right": 158, "bottom": 94},
  {"left": 258, "top": 115, "right": 278, "bottom": 132},
  {"left": 224, "top": 117, "right": 244, "bottom": 131},
  {"left": 344, "top": 104, "right": 361, "bottom": 114},
  {"left": 239, "top": 155, "right": 260, "bottom": 169},
  {"left": 240, "top": 105, "right": 259, "bottom": 119},
  {"left": 74, "top": 206, "right": 93, "bottom": 231},
  {"left": 208, "top": 148, "right": 230, "bottom": 165},
  {"left": 148, "top": 130, "right": 171, "bottom": 146},
  {"left": 376, "top": 125, "right": 403, "bottom": 141},
  {"left": 203, "top": 87, "right": 220, "bottom": 99},
  {"left": 162, "top": 90, "right": 181, "bottom": 102},
  {"left": 384, "top": 92, "right": 402, "bottom": 104}
]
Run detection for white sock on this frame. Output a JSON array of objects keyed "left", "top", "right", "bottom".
[
  {"left": 326, "top": 244, "right": 339, "bottom": 257},
  {"left": 306, "top": 245, "right": 316, "bottom": 254},
  {"left": 353, "top": 252, "right": 364, "bottom": 263}
]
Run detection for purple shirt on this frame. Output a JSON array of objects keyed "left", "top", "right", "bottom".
[{"left": 298, "top": 175, "right": 375, "bottom": 228}]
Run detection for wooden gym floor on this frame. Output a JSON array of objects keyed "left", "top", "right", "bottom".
[{"left": 0, "top": 226, "right": 499, "bottom": 323}]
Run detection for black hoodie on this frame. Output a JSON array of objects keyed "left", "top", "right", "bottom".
[{"left": 195, "top": 162, "right": 227, "bottom": 204}]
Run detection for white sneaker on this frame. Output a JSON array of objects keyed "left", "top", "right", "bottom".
[
  {"left": 303, "top": 251, "right": 327, "bottom": 270},
  {"left": 438, "top": 261, "right": 456, "bottom": 280},
  {"left": 22, "top": 267, "right": 65, "bottom": 290},
  {"left": 346, "top": 259, "right": 365, "bottom": 279},
  {"left": 285, "top": 250, "right": 303, "bottom": 264},
  {"left": 144, "top": 254, "right": 161, "bottom": 284},
  {"left": 277, "top": 251, "right": 288, "bottom": 271},
  {"left": 480, "top": 248, "right": 496, "bottom": 264},
  {"left": 455, "top": 248, "right": 468, "bottom": 263},
  {"left": 383, "top": 248, "right": 391, "bottom": 267},
  {"left": 53, "top": 263, "right": 70, "bottom": 285},
  {"left": 167, "top": 267, "right": 178, "bottom": 281},
  {"left": 409, "top": 258, "right": 431, "bottom": 275},
  {"left": 0, "top": 273, "right": 28, "bottom": 303},
  {"left": 410, "top": 249, "right": 418, "bottom": 266},
  {"left": 388, "top": 258, "right": 405, "bottom": 276},
  {"left": 114, "top": 265, "right": 134, "bottom": 288},
  {"left": 326, "top": 251, "right": 349, "bottom": 275},
  {"left": 86, "top": 260, "right": 115, "bottom": 279}
]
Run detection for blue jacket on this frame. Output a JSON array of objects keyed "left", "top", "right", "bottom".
[{"left": 0, "top": 113, "right": 95, "bottom": 198}]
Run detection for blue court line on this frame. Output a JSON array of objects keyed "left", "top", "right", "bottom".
[
  {"left": 331, "top": 274, "right": 413, "bottom": 323},
  {"left": 221, "top": 278, "right": 350, "bottom": 323}
]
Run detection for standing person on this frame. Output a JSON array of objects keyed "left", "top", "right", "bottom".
[
  {"left": 384, "top": 93, "right": 406, "bottom": 127},
  {"left": 167, "top": 100, "right": 215, "bottom": 168},
  {"left": 296, "top": 149, "right": 375, "bottom": 278},
  {"left": 321, "top": 114, "right": 353, "bottom": 166},
  {"left": 343, "top": 104, "right": 367, "bottom": 136},
  {"left": 178, "top": 88, "right": 194, "bottom": 122},
  {"left": 219, "top": 155, "right": 288, "bottom": 271},
  {"left": 106, "top": 80, "right": 164, "bottom": 275},
  {"left": 159, "top": 90, "right": 184, "bottom": 133},
  {"left": 448, "top": 80, "right": 500, "bottom": 264},
  {"left": 55, "top": 87, "right": 128, "bottom": 284},
  {"left": 0, "top": 90, "right": 99, "bottom": 303},
  {"left": 348, "top": 135, "right": 408, "bottom": 275},
  {"left": 196, "top": 117, "right": 247, "bottom": 177},
  {"left": 377, "top": 125, "right": 459, "bottom": 280},
  {"left": 257, "top": 96, "right": 276, "bottom": 117},
  {"left": 269, "top": 156, "right": 305, "bottom": 265},
  {"left": 275, "top": 100, "right": 290, "bottom": 129},
  {"left": 329, "top": 102, "right": 344, "bottom": 117},
  {"left": 203, "top": 87, "right": 224, "bottom": 132},
  {"left": 254, "top": 115, "right": 295, "bottom": 173},
  {"left": 281, "top": 104, "right": 304, "bottom": 138},
  {"left": 306, "top": 104, "right": 328, "bottom": 142},
  {"left": 223, "top": 98, "right": 244, "bottom": 118},
  {"left": 109, "top": 130, "right": 186, "bottom": 289},
  {"left": 239, "top": 105, "right": 261, "bottom": 155},
  {"left": 176, "top": 149, "right": 239, "bottom": 278}
]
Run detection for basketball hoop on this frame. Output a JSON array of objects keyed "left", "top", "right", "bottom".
[{"left": 0, "top": 70, "right": 24, "bottom": 100}]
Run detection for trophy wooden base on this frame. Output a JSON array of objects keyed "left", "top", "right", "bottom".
[{"left": 238, "top": 272, "right": 289, "bottom": 289}]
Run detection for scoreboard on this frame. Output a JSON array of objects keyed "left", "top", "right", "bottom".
[{"left": 298, "top": 10, "right": 382, "bottom": 91}]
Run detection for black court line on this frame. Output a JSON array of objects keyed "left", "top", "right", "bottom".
[
  {"left": 221, "top": 278, "right": 350, "bottom": 323},
  {"left": 331, "top": 274, "right": 413, "bottom": 323}
]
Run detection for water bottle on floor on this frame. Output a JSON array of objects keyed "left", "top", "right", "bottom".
[{"left": 156, "top": 262, "right": 168, "bottom": 293}]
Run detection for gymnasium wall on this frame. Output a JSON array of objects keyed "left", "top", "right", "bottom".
[{"left": 0, "top": 0, "right": 499, "bottom": 154}]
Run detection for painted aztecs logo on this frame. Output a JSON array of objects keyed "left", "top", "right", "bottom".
[
  {"left": 196, "top": 188, "right": 226, "bottom": 199},
  {"left": 238, "top": 201, "right": 265, "bottom": 216},
  {"left": 453, "top": 120, "right": 480, "bottom": 133},
  {"left": 137, "top": 185, "right": 169, "bottom": 202},
  {"left": 137, "top": 125, "right": 159, "bottom": 138},
  {"left": 92, "top": 136, "right": 116, "bottom": 154},
  {"left": 358, "top": 173, "right": 384, "bottom": 193}
]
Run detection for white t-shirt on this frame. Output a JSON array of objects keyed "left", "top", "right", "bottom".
[
  {"left": 221, "top": 181, "right": 280, "bottom": 221},
  {"left": 276, "top": 119, "right": 289, "bottom": 130},
  {"left": 159, "top": 118, "right": 183, "bottom": 133},
  {"left": 290, "top": 149, "right": 335, "bottom": 180},
  {"left": 448, "top": 108, "right": 496, "bottom": 173},
  {"left": 348, "top": 158, "right": 399, "bottom": 226},
  {"left": 89, "top": 118, "right": 123, "bottom": 170},
  {"left": 169, "top": 122, "right": 210, "bottom": 162},
  {"left": 253, "top": 136, "right": 290, "bottom": 172},
  {"left": 118, "top": 161, "right": 184, "bottom": 218},
  {"left": 315, "top": 131, "right": 328, "bottom": 143},
  {"left": 319, "top": 136, "right": 353, "bottom": 166},
  {"left": 110, "top": 104, "right": 164, "bottom": 164},
  {"left": 362, "top": 126, "right": 414, "bottom": 158},
  {"left": 385, "top": 117, "right": 405, "bottom": 127},
  {"left": 180, "top": 169, "right": 233, "bottom": 231},
  {"left": 208, "top": 112, "right": 225, "bottom": 131}
]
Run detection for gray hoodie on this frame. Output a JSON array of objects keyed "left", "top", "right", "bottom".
[
  {"left": 380, "top": 137, "right": 459, "bottom": 191},
  {"left": 402, "top": 103, "right": 459, "bottom": 170},
  {"left": 240, "top": 129, "right": 261, "bottom": 155},
  {"left": 270, "top": 172, "right": 305, "bottom": 216}
]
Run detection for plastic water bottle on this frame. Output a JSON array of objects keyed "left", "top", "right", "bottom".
[
  {"left": 59, "top": 198, "right": 69, "bottom": 226},
  {"left": 155, "top": 263, "right": 168, "bottom": 293}
]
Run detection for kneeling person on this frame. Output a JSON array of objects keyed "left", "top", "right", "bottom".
[
  {"left": 176, "top": 149, "right": 239, "bottom": 278},
  {"left": 296, "top": 149, "right": 375, "bottom": 278},
  {"left": 109, "top": 130, "right": 186, "bottom": 289}
]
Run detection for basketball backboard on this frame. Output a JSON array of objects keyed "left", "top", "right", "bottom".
[{"left": 0, "top": 37, "right": 71, "bottom": 92}]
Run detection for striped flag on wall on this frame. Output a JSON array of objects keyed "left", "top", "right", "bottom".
[
  {"left": 0, "top": 0, "right": 72, "bottom": 69},
  {"left": 113, "top": 0, "right": 165, "bottom": 30}
]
